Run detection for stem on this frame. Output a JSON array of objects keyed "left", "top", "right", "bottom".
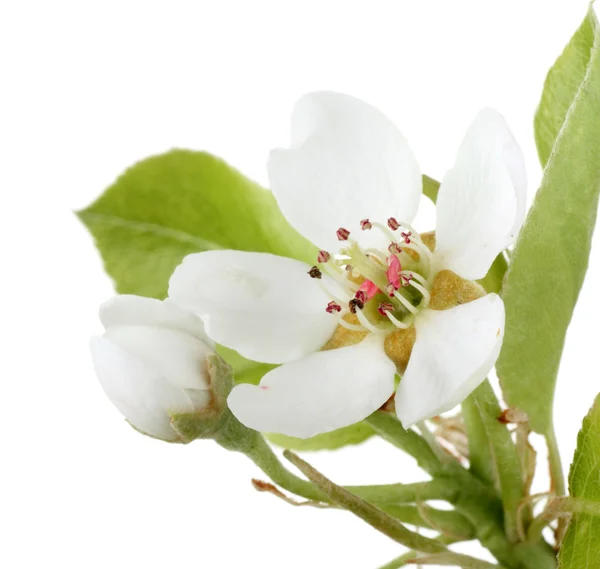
[
  {"left": 417, "top": 420, "right": 450, "bottom": 463},
  {"left": 376, "top": 551, "right": 416, "bottom": 569},
  {"left": 284, "top": 450, "right": 447, "bottom": 554},
  {"left": 365, "top": 411, "right": 445, "bottom": 476},
  {"left": 545, "top": 427, "right": 566, "bottom": 496},
  {"left": 462, "top": 392, "right": 496, "bottom": 486},
  {"left": 346, "top": 479, "right": 459, "bottom": 505},
  {"left": 215, "top": 416, "right": 327, "bottom": 502},
  {"left": 381, "top": 504, "right": 475, "bottom": 540},
  {"left": 215, "top": 411, "right": 460, "bottom": 506},
  {"left": 471, "top": 381, "right": 525, "bottom": 543}
]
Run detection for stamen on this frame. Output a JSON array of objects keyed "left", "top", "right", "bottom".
[
  {"left": 393, "top": 290, "right": 419, "bottom": 315},
  {"left": 336, "top": 227, "right": 350, "bottom": 241},
  {"left": 408, "top": 279, "right": 431, "bottom": 306},
  {"left": 360, "top": 218, "right": 372, "bottom": 230},
  {"left": 325, "top": 301, "right": 342, "bottom": 314},
  {"left": 377, "top": 302, "right": 394, "bottom": 315},
  {"left": 317, "top": 250, "right": 331, "bottom": 263},
  {"left": 401, "top": 270, "right": 427, "bottom": 287},
  {"left": 385, "top": 310, "right": 411, "bottom": 329},
  {"left": 339, "top": 318, "right": 367, "bottom": 332},
  {"left": 387, "top": 217, "right": 400, "bottom": 231},
  {"left": 308, "top": 266, "right": 322, "bottom": 279},
  {"left": 364, "top": 248, "right": 386, "bottom": 263},
  {"left": 400, "top": 273, "right": 412, "bottom": 287},
  {"left": 322, "top": 264, "right": 357, "bottom": 296},
  {"left": 388, "top": 243, "right": 403, "bottom": 255},
  {"left": 385, "top": 283, "right": 397, "bottom": 297},
  {"left": 354, "top": 306, "right": 382, "bottom": 333},
  {"left": 372, "top": 221, "right": 400, "bottom": 244},
  {"left": 401, "top": 231, "right": 412, "bottom": 244},
  {"left": 317, "top": 282, "right": 348, "bottom": 307},
  {"left": 354, "top": 290, "right": 367, "bottom": 304},
  {"left": 349, "top": 297, "right": 365, "bottom": 314}
]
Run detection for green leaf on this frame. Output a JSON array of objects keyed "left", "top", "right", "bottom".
[
  {"left": 267, "top": 422, "right": 375, "bottom": 451},
  {"left": 422, "top": 174, "right": 440, "bottom": 203},
  {"left": 78, "top": 150, "right": 317, "bottom": 298},
  {"left": 216, "top": 345, "right": 278, "bottom": 386},
  {"left": 534, "top": 8, "right": 598, "bottom": 167},
  {"left": 558, "top": 394, "right": 600, "bottom": 568},
  {"left": 496, "top": 8, "right": 600, "bottom": 434}
]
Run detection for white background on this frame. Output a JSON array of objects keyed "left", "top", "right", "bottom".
[{"left": 1, "top": 1, "right": 599, "bottom": 567}]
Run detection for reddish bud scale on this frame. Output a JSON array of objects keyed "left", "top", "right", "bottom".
[
  {"left": 317, "top": 250, "right": 331, "bottom": 263},
  {"left": 326, "top": 301, "right": 342, "bottom": 314},
  {"left": 336, "top": 227, "right": 350, "bottom": 241}
]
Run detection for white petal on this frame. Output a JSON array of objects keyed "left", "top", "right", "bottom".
[
  {"left": 168, "top": 250, "right": 344, "bottom": 364},
  {"left": 227, "top": 335, "right": 396, "bottom": 438},
  {"left": 105, "top": 325, "right": 214, "bottom": 391},
  {"left": 90, "top": 336, "right": 194, "bottom": 441},
  {"left": 268, "top": 91, "right": 422, "bottom": 251},
  {"left": 434, "top": 109, "right": 527, "bottom": 280},
  {"left": 100, "top": 295, "right": 212, "bottom": 346},
  {"left": 395, "top": 294, "right": 505, "bottom": 428}
]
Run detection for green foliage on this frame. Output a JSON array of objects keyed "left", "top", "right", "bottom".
[
  {"left": 558, "top": 394, "right": 600, "bottom": 568},
  {"left": 534, "top": 9, "right": 598, "bottom": 167},
  {"left": 216, "top": 345, "right": 278, "bottom": 386},
  {"left": 78, "top": 150, "right": 316, "bottom": 299},
  {"left": 422, "top": 174, "right": 440, "bottom": 203},
  {"left": 497, "top": 8, "right": 600, "bottom": 434}
]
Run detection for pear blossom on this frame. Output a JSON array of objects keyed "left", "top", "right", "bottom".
[
  {"left": 90, "top": 295, "right": 216, "bottom": 441},
  {"left": 168, "top": 92, "right": 526, "bottom": 438}
]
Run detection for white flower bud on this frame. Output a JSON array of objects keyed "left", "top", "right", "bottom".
[{"left": 90, "top": 295, "right": 217, "bottom": 442}]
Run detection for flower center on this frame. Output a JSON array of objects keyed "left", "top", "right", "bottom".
[{"left": 308, "top": 217, "right": 434, "bottom": 333}]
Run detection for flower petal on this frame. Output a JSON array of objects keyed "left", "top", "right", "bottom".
[
  {"left": 105, "top": 326, "right": 214, "bottom": 391},
  {"left": 227, "top": 335, "right": 396, "bottom": 438},
  {"left": 168, "top": 250, "right": 344, "bottom": 364},
  {"left": 90, "top": 336, "right": 194, "bottom": 441},
  {"left": 395, "top": 294, "right": 505, "bottom": 428},
  {"left": 434, "top": 109, "right": 527, "bottom": 280},
  {"left": 100, "top": 294, "right": 212, "bottom": 346},
  {"left": 268, "top": 91, "right": 422, "bottom": 251}
]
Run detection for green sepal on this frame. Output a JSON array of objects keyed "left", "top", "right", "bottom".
[{"left": 169, "top": 354, "right": 234, "bottom": 443}]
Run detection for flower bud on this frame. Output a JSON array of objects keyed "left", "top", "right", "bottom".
[{"left": 90, "top": 295, "right": 231, "bottom": 443}]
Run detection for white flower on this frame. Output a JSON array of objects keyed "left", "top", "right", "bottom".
[
  {"left": 90, "top": 295, "right": 216, "bottom": 441},
  {"left": 168, "top": 92, "right": 526, "bottom": 438}
]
